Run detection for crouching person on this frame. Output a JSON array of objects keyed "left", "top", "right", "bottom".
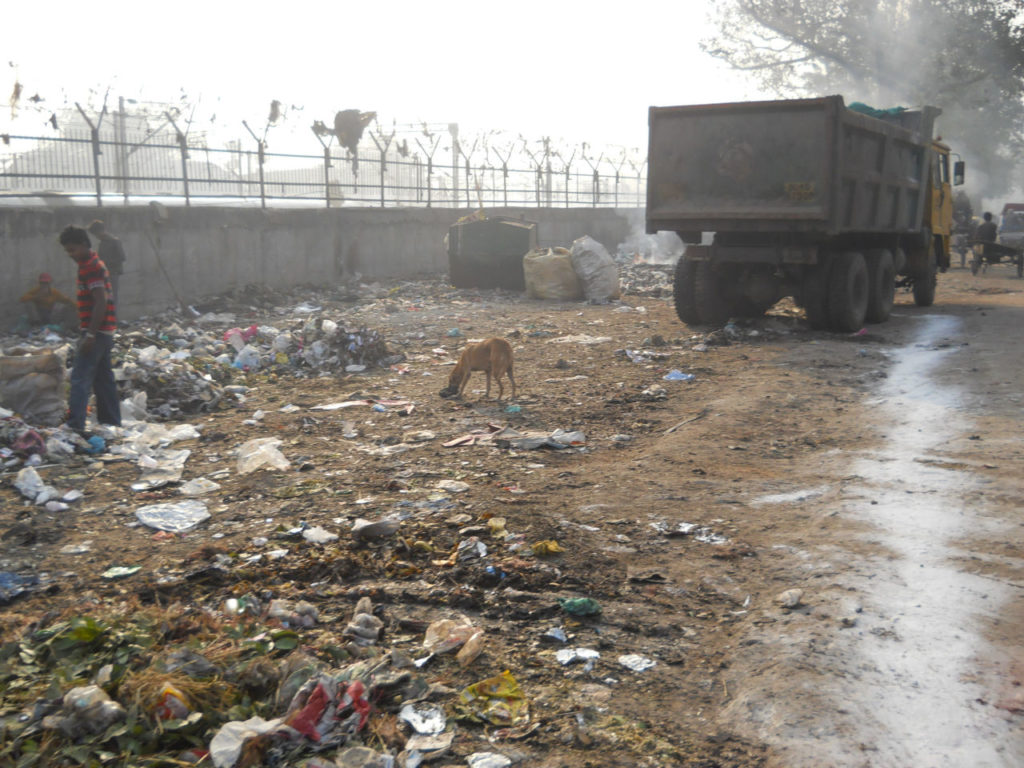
[{"left": 19, "top": 272, "right": 76, "bottom": 330}]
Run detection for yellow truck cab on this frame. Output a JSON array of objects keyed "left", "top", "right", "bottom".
[{"left": 927, "top": 139, "right": 959, "bottom": 271}]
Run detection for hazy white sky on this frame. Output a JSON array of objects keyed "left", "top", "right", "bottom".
[{"left": 4, "top": 0, "right": 766, "bottom": 150}]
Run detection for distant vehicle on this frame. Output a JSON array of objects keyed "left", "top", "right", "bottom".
[
  {"left": 999, "top": 204, "right": 1024, "bottom": 250},
  {"left": 646, "top": 95, "right": 964, "bottom": 331}
]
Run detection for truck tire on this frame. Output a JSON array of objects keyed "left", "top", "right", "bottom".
[
  {"left": 801, "top": 261, "right": 831, "bottom": 330},
  {"left": 828, "top": 251, "right": 869, "bottom": 332},
  {"left": 912, "top": 246, "right": 938, "bottom": 306},
  {"left": 672, "top": 257, "right": 700, "bottom": 325},
  {"left": 864, "top": 248, "right": 895, "bottom": 323},
  {"left": 693, "top": 260, "right": 731, "bottom": 326}
]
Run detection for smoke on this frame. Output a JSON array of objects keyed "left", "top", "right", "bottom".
[{"left": 616, "top": 208, "right": 684, "bottom": 265}]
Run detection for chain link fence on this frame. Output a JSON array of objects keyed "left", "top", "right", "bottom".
[{"left": 1, "top": 117, "right": 647, "bottom": 209}]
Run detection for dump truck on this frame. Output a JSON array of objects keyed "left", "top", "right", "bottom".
[
  {"left": 646, "top": 95, "right": 964, "bottom": 331},
  {"left": 998, "top": 203, "right": 1024, "bottom": 251}
]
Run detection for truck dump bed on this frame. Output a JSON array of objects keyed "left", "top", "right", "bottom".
[{"left": 646, "top": 96, "right": 938, "bottom": 237}]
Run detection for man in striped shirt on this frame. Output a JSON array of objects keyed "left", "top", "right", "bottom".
[{"left": 59, "top": 225, "right": 121, "bottom": 436}]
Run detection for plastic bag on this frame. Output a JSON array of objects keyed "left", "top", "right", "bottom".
[
  {"left": 14, "top": 466, "right": 60, "bottom": 504},
  {"left": 234, "top": 345, "right": 261, "bottom": 370},
  {"left": 523, "top": 247, "right": 583, "bottom": 300},
  {"left": 236, "top": 438, "right": 290, "bottom": 474},
  {"left": 120, "top": 391, "right": 148, "bottom": 421},
  {"left": 135, "top": 500, "right": 210, "bottom": 532},
  {"left": 570, "top": 235, "right": 620, "bottom": 301},
  {"left": 223, "top": 328, "right": 246, "bottom": 351},
  {"left": 179, "top": 477, "right": 222, "bottom": 496},
  {"left": 423, "top": 616, "right": 478, "bottom": 654},
  {"left": 0, "top": 351, "right": 66, "bottom": 426},
  {"left": 272, "top": 334, "right": 292, "bottom": 353},
  {"left": 457, "top": 671, "right": 529, "bottom": 727}
]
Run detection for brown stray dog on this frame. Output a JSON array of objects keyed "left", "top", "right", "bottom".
[{"left": 440, "top": 337, "right": 516, "bottom": 400}]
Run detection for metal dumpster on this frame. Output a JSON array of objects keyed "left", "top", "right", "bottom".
[{"left": 447, "top": 216, "right": 537, "bottom": 290}]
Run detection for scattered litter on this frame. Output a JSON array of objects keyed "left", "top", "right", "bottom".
[
  {"left": 236, "top": 438, "right": 290, "bottom": 474},
  {"left": 548, "top": 334, "right": 613, "bottom": 345},
  {"left": 491, "top": 427, "right": 585, "bottom": 450},
  {"left": 650, "top": 521, "right": 730, "bottom": 544},
  {"left": 618, "top": 654, "right": 657, "bottom": 672},
  {"left": 663, "top": 369, "right": 696, "bottom": 381},
  {"left": 423, "top": 616, "right": 479, "bottom": 654},
  {"left": 558, "top": 597, "right": 602, "bottom": 616},
  {"left": 302, "top": 526, "right": 339, "bottom": 544},
  {"left": 556, "top": 647, "right": 600, "bottom": 670},
  {"left": 531, "top": 539, "right": 563, "bottom": 556},
  {"left": 101, "top": 566, "right": 142, "bottom": 579},
  {"left": 457, "top": 670, "right": 530, "bottom": 727},
  {"left": 0, "top": 571, "right": 39, "bottom": 604},
  {"left": 467, "top": 753, "right": 513, "bottom": 768},
  {"left": 209, "top": 715, "right": 283, "bottom": 768},
  {"left": 543, "top": 627, "right": 568, "bottom": 644},
  {"left": 135, "top": 500, "right": 210, "bottom": 533},
  {"left": 399, "top": 702, "right": 446, "bottom": 735},
  {"left": 436, "top": 479, "right": 470, "bottom": 493},
  {"left": 776, "top": 589, "right": 805, "bottom": 609},
  {"left": 58, "top": 540, "right": 92, "bottom": 555},
  {"left": 13, "top": 466, "right": 60, "bottom": 504},
  {"left": 179, "top": 477, "right": 223, "bottom": 496},
  {"left": 351, "top": 517, "right": 402, "bottom": 541}
]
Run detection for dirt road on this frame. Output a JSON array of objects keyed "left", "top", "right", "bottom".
[{"left": 2, "top": 263, "right": 1022, "bottom": 767}]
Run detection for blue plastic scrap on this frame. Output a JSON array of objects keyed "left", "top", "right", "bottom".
[{"left": 0, "top": 572, "right": 39, "bottom": 604}]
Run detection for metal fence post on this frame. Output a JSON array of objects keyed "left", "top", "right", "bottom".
[
  {"left": 90, "top": 128, "right": 103, "bottom": 207},
  {"left": 180, "top": 133, "right": 191, "bottom": 206},
  {"left": 324, "top": 146, "right": 332, "bottom": 208},
  {"left": 449, "top": 124, "right": 459, "bottom": 207},
  {"left": 313, "top": 128, "right": 335, "bottom": 209},
  {"left": 242, "top": 120, "right": 267, "bottom": 208},
  {"left": 257, "top": 141, "right": 266, "bottom": 208},
  {"left": 415, "top": 135, "right": 440, "bottom": 209},
  {"left": 542, "top": 137, "right": 552, "bottom": 207},
  {"left": 75, "top": 102, "right": 104, "bottom": 206},
  {"left": 117, "top": 96, "right": 129, "bottom": 205},
  {"left": 369, "top": 128, "right": 394, "bottom": 208}
]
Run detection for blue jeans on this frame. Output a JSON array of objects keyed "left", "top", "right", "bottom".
[{"left": 68, "top": 333, "right": 121, "bottom": 433}]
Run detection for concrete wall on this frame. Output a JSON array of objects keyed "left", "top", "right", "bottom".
[{"left": 0, "top": 206, "right": 642, "bottom": 322}]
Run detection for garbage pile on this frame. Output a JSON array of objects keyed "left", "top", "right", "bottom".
[
  {"left": 0, "top": 408, "right": 101, "bottom": 469},
  {"left": 0, "top": 586, "right": 541, "bottom": 767},
  {"left": 617, "top": 262, "right": 675, "bottom": 298},
  {"left": 111, "top": 313, "right": 396, "bottom": 419}
]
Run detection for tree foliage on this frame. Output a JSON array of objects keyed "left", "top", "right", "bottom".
[{"left": 704, "top": 0, "right": 1024, "bottom": 195}]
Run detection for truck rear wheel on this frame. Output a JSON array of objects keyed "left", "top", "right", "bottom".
[
  {"left": 672, "top": 257, "right": 700, "bottom": 324},
  {"left": 864, "top": 248, "right": 895, "bottom": 323},
  {"left": 912, "top": 245, "right": 938, "bottom": 306},
  {"left": 828, "top": 251, "right": 869, "bottom": 332},
  {"left": 693, "top": 261, "right": 732, "bottom": 326}
]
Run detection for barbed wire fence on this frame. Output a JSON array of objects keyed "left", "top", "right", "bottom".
[{"left": 0, "top": 101, "right": 647, "bottom": 209}]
